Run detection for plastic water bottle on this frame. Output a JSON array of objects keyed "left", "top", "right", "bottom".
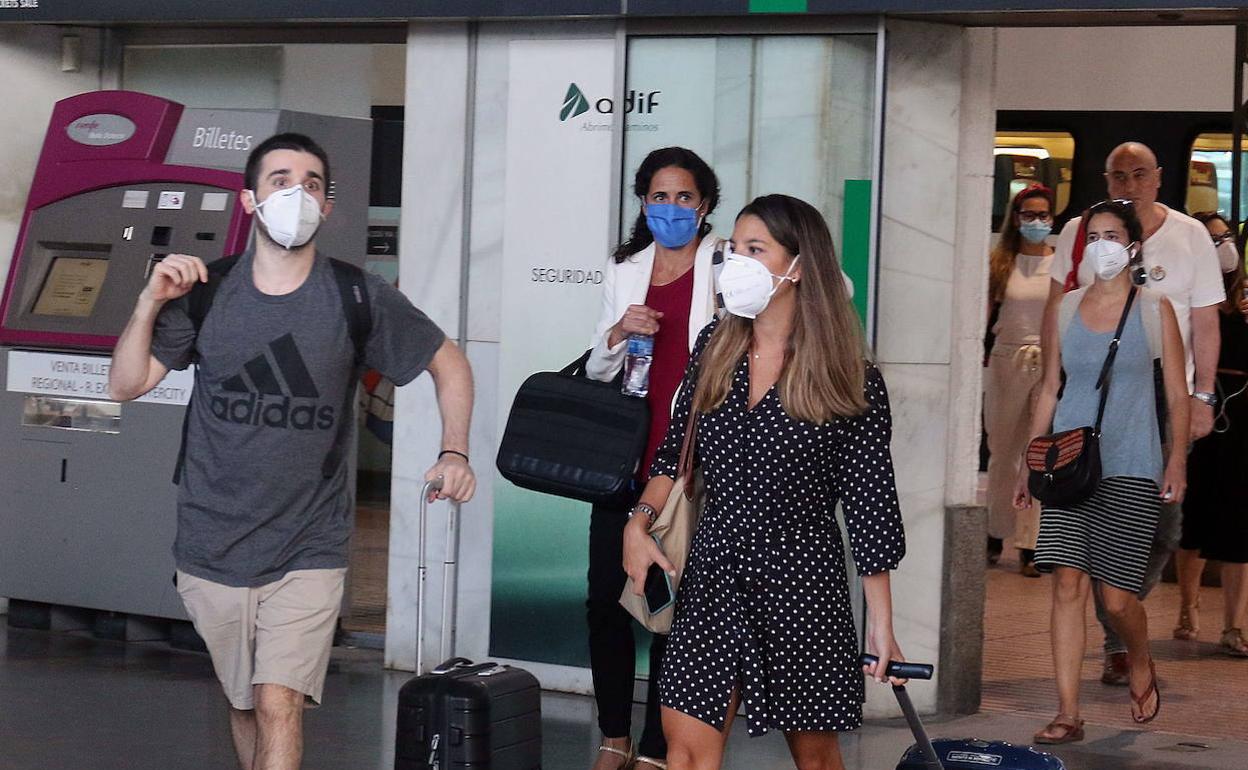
[{"left": 621, "top": 333, "right": 654, "bottom": 397}]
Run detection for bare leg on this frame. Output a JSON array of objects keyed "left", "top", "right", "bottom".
[
  {"left": 1048, "top": 567, "right": 1090, "bottom": 726},
  {"left": 1223, "top": 562, "right": 1248, "bottom": 633},
  {"left": 228, "top": 707, "right": 257, "bottom": 770},
  {"left": 785, "top": 731, "right": 846, "bottom": 770},
  {"left": 663, "top": 691, "right": 739, "bottom": 770},
  {"left": 253, "top": 683, "right": 304, "bottom": 770},
  {"left": 1097, "top": 582, "right": 1158, "bottom": 720},
  {"left": 1174, "top": 548, "right": 1204, "bottom": 638}
]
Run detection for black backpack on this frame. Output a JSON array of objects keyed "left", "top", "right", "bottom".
[{"left": 171, "top": 254, "right": 372, "bottom": 483}]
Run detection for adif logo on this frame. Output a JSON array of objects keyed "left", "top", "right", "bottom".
[
  {"left": 561, "top": 83, "right": 590, "bottom": 121},
  {"left": 560, "top": 83, "right": 661, "bottom": 122},
  {"left": 209, "top": 333, "right": 335, "bottom": 431}
]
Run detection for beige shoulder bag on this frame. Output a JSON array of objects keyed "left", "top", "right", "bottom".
[{"left": 619, "top": 403, "right": 704, "bottom": 634}]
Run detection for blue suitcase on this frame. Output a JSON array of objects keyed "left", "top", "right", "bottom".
[{"left": 861, "top": 656, "right": 1066, "bottom": 770}]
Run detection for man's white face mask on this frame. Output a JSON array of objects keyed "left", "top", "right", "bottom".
[{"left": 249, "top": 186, "right": 324, "bottom": 250}]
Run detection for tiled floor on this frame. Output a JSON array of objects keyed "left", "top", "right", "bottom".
[
  {"left": 981, "top": 551, "right": 1248, "bottom": 742},
  {"left": 3, "top": 624, "right": 1246, "bottom": 770},
  {"left": 343, "top": 501, "right": 389, "bottom": 635}
]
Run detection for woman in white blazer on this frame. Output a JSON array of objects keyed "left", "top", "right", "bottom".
[{"left": 585, "top": 147, "right": 721, "bottom": 770}]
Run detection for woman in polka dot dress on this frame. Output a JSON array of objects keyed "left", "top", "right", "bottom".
[{"left": 623, "top": 194, "right": 908, "bottom": 770}]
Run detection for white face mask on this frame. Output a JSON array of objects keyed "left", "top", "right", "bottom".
[
  {"left": 1217, "top": 239, "right": 1240, "bottom": 273},
  {"left": 249, "top": 186, "right": 324, "bottom": 250},
  {"left": 1085, "top": 238, "right": 1133, "bottom": 281},
  {"left": 718, "top": 250, "right": 799, "bottom": 319}
]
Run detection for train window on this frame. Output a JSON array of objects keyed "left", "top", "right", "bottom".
[
  {"left": 993, "top": 131, "right": 1074, "bottom": 231},
  {"left": 1187, "top": 133, "right": 1248, "bottom": 218}
]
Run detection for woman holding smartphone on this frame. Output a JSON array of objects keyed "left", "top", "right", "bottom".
[{"left": 623, "top": 194, "right": 907, "bottom": 770}]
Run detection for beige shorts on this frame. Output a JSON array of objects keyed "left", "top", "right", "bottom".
[{"left": 176, "top": 568, "right": 346, "bottom": 710}]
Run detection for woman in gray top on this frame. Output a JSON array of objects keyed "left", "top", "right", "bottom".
[{"left": 1013, "top": 199, "right": 1189, "bottom": 744}]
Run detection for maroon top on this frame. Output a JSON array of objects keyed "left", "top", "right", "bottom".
[{"left": 639, "top": 266, "right": 696, "bottom": 482}]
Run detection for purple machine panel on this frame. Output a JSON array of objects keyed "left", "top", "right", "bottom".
[{"left": 0, "top": 90, "right": 251, "bottom": 351}]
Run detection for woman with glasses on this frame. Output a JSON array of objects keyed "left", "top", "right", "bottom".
[
  {"left": 985, "top": 184, "right": 1056, "bottom": 576},
  {"left": 1014, "top": 199, "right": 1189, "bottom": 743},
  {"left": 1173, "top": 211, "right": 1248, "bottom": 657}
]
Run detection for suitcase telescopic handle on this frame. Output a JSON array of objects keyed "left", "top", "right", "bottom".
[
  {"left": 416, "top": 478, "right": 462, "bottom": 675},
  {"left": 859, "top": 654, "right": 943, "bottom": 769}
]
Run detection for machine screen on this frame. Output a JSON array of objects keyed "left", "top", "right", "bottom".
[{"left": 32, "top": 257, "right": 110, "bottom": 318}]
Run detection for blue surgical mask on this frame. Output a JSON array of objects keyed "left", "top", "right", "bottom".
[
  {"left": 1019, "top": 220, "right": 1051, "bottom": 244},
  {"left": 645, "top": 203, "right": 701, "bottom": 249}
]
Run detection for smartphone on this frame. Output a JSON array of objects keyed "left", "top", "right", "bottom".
[{"left": 644, "top": 536, "right": 675, "bottom": 615}]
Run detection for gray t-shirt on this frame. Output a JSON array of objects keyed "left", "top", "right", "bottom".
[{"left": 152, "top": 251, "right": 445, "bottom": 587}]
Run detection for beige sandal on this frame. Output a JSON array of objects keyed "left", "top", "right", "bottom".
[
  {"left": 1173, "top": 602, "right": 1199, "bottom": 641},
  {"left": 597, "top": 742, "right": 635, "bottom": 769},
  {"left": 1221, "top": 628, "right": 1248, "bottom": 658},
  {"left": 632, "top": 758, "right": 668, "bottom": 770}
]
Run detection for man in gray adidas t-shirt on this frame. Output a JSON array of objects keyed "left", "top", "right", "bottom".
[{"left": 109, "top": 133, "right": 475, "bottom": 770}]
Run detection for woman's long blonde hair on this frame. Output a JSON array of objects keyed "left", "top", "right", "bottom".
[
  {"left": 990, "top": 184, "right": 1055, "bottom": 302},
  {"left": 693, "top": 194, "right": 867, "bottom": 423}
]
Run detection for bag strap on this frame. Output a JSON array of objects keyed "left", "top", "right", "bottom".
[
  {"left": 1092, "top": 286, "right": 1138, "bottom": 433},
  {"left": 322, "top": 258, "right": 373, "bottom": 479},
  {"left": 172, "top": 254, "right": 240, "bottom": 485},
  {"left": 676, "top": 402, "right": 699, "bottom": 482},
  {"left": 1062, "top": 214, "right": 1088, "bottom": 291},
  {"left": 561, "top": 349, "right": 593, "bottom": 377}
]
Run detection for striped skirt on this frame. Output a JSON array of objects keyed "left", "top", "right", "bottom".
[{"left": 1034, "top": 476, "right": 1161, "bottom": 594}]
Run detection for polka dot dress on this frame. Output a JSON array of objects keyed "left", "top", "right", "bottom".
[{"left": 651, "top": 322, "right": 906, "bottom": 737}]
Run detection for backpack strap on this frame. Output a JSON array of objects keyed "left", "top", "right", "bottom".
[
  {"left": 323, "top": 258, "right": 373, "bottom": 478},
  {"left": 1062, "top": 214, "right": 1088, "bottom": 291},
  {"left": 173, "top": 254, "right": 240, "bottom": 485}
]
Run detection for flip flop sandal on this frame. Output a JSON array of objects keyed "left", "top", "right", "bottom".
[
  {"left": 1173, "top": 603, "right": 1199, "bottom": 641},
  {"left": 1221, "top": 628, "right": 1248, "bottom": 658},
  {"left": 1130, "top": 658, "right": 1161, "bottom": 724},
  {"left": 1034, "top": 714, "right": 1085, "bottom": 745}
]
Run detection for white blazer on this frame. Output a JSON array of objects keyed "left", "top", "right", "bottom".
[{"left": 586, "top": 236, "right": 722, "bottom": 384}]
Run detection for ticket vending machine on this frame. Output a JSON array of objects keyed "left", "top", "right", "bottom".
[{"left": 0, "top": 90, "right": 371, "bottom": 624}]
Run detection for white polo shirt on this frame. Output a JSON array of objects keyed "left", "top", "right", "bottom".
[{"left": 1051, "top": 203, "right": 1225, "bottom": 390}]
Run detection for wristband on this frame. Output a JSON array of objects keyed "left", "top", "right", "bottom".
[{"left": 439, "top": 449, "right": 469, "bottom": 463}]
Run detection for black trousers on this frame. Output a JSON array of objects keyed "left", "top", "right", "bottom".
[{"left": 587, "top": 501, "right": 667, "bottom": 758}]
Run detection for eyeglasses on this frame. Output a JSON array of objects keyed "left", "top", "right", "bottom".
[
  {"left": 1212, "top": 232, "right": 1235, "bottom": 246},
  {"left": 1018, "top": 211, "right": 1053, "bottom": 223},
  {"left": 1087, "top": 199, "right": 1135, "bottom": 218}
]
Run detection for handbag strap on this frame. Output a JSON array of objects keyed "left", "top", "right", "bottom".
[
  {"left": 1092, "top": 286, "right": 1138, "bottom": 433},
  {"left": 676, "top": 402, "right": 699, "bottom": 480},
  {"left": 561, "top": 349, "right": 593, "bottom": 377}
]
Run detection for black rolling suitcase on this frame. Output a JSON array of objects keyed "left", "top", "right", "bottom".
[
  {"left": 394, "top": 480, "right": 542, "bottom": 770},
  {"left": 860, "top": 655, "right": 1066, "bottom": 770}
]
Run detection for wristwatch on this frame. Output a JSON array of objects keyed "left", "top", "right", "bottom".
[{"left": 1192, "top": 391, "right": 1218, "bottom": 407}]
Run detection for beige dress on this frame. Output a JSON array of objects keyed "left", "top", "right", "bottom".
[{"left": 984, "top": 252, "right": 1051, "bottom": 548}]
